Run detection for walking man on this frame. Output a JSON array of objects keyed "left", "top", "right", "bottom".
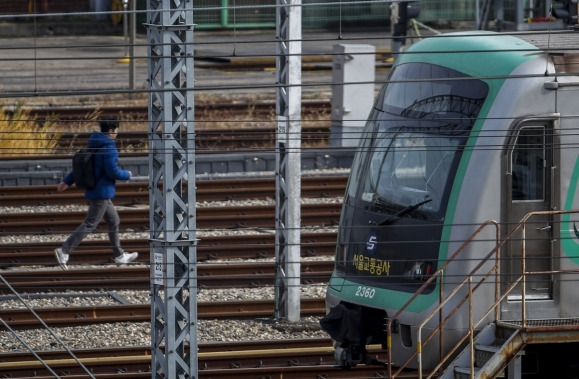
[{"left": 54, "top": 117, "right": 138, "bottom": 270}]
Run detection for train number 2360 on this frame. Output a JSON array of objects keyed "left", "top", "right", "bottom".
[{"left": 355, "top": 286, "right": 376, "bottom": 299}]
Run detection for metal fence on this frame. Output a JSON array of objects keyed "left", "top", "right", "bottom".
[
  {"left": 0, "top": 1, "right": 568, "bottom": 33},
  {"left": 3, "top": 0, "right": 492, "bottom": 29}
]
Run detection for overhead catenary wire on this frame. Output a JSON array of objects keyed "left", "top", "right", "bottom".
[
  {"left": 0, "top": 275, "right": 97, "bottom": 378},
  {"left": 2, "top": 4, "right": 579, "bottom": 372}
]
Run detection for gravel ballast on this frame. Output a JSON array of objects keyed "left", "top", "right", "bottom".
[{"left": 0, "top": 197, "right": 339, "bottom": 353}]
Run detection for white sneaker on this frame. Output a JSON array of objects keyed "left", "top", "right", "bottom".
[
  {"left": 114, "top": 252, "right": 139, "bottom": 265},
  {"left": 54, "top": 248, "right": 69, "bottom": 270}
]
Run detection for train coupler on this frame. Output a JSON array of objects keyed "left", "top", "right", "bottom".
[{"left": 334, "top": 345, "right": 388, "bottom": 369}]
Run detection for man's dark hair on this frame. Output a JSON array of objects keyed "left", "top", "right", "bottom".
[{"left": 100, "top": 117, "right": 120, "bottom": 133}]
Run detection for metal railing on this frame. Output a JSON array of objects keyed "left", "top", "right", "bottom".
[{"left": 385, "top": 209, "right": 579, "bottom": 379}]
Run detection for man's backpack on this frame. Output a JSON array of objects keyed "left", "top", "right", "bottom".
[{"left": 72, "top": 148, "right": 96, "bottom": 189}]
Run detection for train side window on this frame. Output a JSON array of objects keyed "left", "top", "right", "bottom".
[
  {"left": 347, "top": 127, "right": 375, "bottom": 202},
  {"left": 511, "top": 127, "right": 545, "bottom": 201}
]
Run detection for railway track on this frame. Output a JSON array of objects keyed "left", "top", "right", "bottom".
[
  {"left": 0, "top": 175, "right": 347, "bottom": 207},
  {"left": 0, "top": 202, "right": 342, "bottom": 233},
  {"left": 0, "top": 32, "right": 404, "bottom": 379},
  {"left": 0, "top": 169, "right": 352, "bottom": 378},
  {"left": 0, "top": 260, "right": 333, "bottom": 292},
  {"left": 59, "top": 123, "right": 332, "bottom": 152},
  {"left": 0, "top": 231, "right": 337, "bottom": 267},
  {"left": 0, "top": 365, "right": 409, "bottom": 379},
  {"left": 0, "top": 339, "right": 399, "bottom": 379},
  {"left": 22, "top": 100, "right": 330, "bottom": 123},
  {"left": 1, "top": 176, "right": 343, "bottom": 267},
  {"left": 3, "top": 100, "right": 332, "bottom": 154},
  {"left": 0, "top": 298, "right": 326, "bottom": 330}
]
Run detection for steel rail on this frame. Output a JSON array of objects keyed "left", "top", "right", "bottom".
[
  {"left": 0, "top": 175, "right": 347, "bottom": 207},
  {"left": 0, "top": 144, "right": 352, "bottom": 161},
  {"left": 16, "top": 100, "right": 330, "bottom": 122},
  {"left": 0, "top": 101, "right": 332, "bottom": 156},
  {"left": 0, "top": 202, "right": 342, "bottom": 233},
  {"left": 0, "top": 340, "right": 394, "bottom": 379},
  {"left": 0, "top": 339, "right": 336, "bottom": 376},
  {"left": 0, "top": 338, "right": 333, "bottom": 361},
  {"left": 57, "top": 124, "right": 332, "bottom": 151},
  {"left": 0, "top": 364, "right": 416, "bottom": 379},
  {"left": 0, "top": 298, "right": 325, "bottom": 330},
  {"left": 0, "top": 261, "right": 334, "bottom": 292},
  {"left": 0, "top": 231, "right": 337, "bottom": 267}
]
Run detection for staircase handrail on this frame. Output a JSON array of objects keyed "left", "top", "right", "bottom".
[
  {"left": 502, "top": 209, "right": 579, "bottom": 328},
  {"left": 386, "top": 209, "right": 579, "bottom": 379},
  {"left": 386, "top": 218, "right": 501, "bottom": 378}
]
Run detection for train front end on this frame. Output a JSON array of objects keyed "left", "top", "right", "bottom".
[{"left": 320, "top": 32, "right": 543, "bottom": 369}]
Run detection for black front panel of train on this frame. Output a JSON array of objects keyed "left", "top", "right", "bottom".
[
  {"left": 332, "top": 61, "right": 490, "bottom": 296},
  {"left": 340, "top": 201, "right": 442, "bottom": 295}
]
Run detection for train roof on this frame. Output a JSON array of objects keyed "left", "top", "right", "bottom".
[
  {"left": 398, "top": 30, "right": 579, "bottom": 76},
  {"left": 513, "top": 30, "right": 579, "bottom": 73},
  {"left": 513, "top": 30, "right": 579, "bottom": 55}
]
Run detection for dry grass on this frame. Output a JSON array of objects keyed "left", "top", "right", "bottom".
[
  {"left": 1, "top": 92, "right": 332, "bottom": 155},
  {"left": 0, "top": 105, "right": 62, "bottom": 157}
]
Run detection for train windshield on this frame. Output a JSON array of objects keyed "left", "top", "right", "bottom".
[
  {"left": 365, "top": 131, "right": 459, "bottom": 214},
  {"left": 354, "top": 62, "right": 488, "bottom": 220}
]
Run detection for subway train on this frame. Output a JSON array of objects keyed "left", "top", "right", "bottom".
[{"left": 320, "top": 30, "right": 579, "bottom": 372}]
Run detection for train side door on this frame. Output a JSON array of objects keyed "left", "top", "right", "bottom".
[{"left": 505, "top": 121, "right": 557, "bottom": 301}]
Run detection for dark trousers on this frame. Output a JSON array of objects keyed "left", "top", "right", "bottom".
[{"left": 62, "top": 199, "right": 123, "bottom": 258}]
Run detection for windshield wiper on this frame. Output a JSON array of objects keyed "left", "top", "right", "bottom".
[
  {"left": 367, "top": 194, "right": 398, "bottom": 214},
  {"left": 377, "top": 198, "right": 432, "bottom": 225}
]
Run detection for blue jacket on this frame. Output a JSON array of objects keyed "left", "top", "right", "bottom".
[{"left": 64, "top": 132, "right": 130, "bottom": 199}]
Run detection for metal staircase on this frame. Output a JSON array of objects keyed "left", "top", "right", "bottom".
[
  {"left": 439, "top": 322, "right": 522, "bottom": 379},
  {"left": 383, "top": 210, "right": 579, "bottom": 379},
  {"left": 439, "top": 318, "right": 579, "bottom": 379}
]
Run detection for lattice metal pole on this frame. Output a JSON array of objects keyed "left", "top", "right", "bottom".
[
  {"left": 275, "top": 0, "right": 302, "bottom": 322},
  {"left": 147, "top": 0, "right": 197, "bottom": 378}
]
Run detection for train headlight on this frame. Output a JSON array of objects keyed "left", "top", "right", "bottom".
[{"left": 404, "top": 261, "right": 433, "bottom": 281}]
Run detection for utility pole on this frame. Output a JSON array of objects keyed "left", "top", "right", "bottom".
[
  {"left": 146, "top": 0, "right": 197, "bottom": 378},
  {"left": 391, "top": 1, "right": 421, "bottom": 53},
  {"left": 275, "top": 0, "right": 302, "bottom": 322}
]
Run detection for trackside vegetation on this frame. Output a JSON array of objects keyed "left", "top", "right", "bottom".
[{"left": 0, "top": 105, "right": 61, "bottom": 157}]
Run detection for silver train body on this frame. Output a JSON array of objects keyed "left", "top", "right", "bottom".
[{"left": 321, "top": 31, "right": 579, "bottom": 371}]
